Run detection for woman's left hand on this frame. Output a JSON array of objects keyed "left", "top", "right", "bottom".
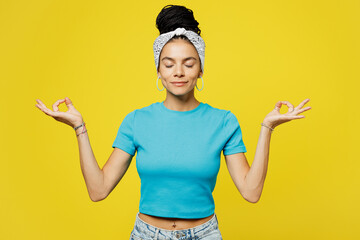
[{"left": 262, "top": 98, "right": 312, "bottom": 129}]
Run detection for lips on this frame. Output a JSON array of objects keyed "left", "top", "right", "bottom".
[{"left": 171, "top": 81, "right": 188, "bottom": 87}]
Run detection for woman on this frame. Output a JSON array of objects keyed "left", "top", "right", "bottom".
[{"left": 35, "top": 4, "right": 311, "bottom": 240}]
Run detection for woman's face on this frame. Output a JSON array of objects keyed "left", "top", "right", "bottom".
[{"left": 157, "top": 38, "right": 203, "bottom": 96}]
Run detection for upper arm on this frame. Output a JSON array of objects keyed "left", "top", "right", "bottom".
[
  {"left": 224, "top": 152, "right": 250, "bottom": 201},
  {"left": 98, "top": 110, "right": 137, "bottom": 200},
  {"left": 100, "top": 147, "right": 134, "bottom": 200}
]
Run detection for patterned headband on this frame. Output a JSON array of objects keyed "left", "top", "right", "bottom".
[{"left": 153, "top": 27, "right": 205, "bottom": 73}]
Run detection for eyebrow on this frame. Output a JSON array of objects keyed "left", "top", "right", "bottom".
[{"left": 161, "top": 57, "right": 197, "bottom": 62}]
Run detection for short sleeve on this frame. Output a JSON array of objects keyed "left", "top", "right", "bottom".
[
  {"left": 222, "top": 111, "right": 247, "bottom": 155},
  {"left": 112, "top": 110, "right": 136, "bottom": 156}
]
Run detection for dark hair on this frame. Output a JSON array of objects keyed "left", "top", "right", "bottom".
[{"left": 156, "top": 4, "right": 201, "bottom": 42}]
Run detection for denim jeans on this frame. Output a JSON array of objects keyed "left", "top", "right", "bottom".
[{"left": 130, "top": 212, "right": 223, "bottom": 240}]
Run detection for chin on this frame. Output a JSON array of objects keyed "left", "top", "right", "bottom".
[{"left": 169, "top": 89, "right": 191, "bottom": 96}]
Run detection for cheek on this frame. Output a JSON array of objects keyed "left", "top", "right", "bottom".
[
  {"left": 189, "top": 73, "right": 200, "bottom": 81},
  {"left": 159, "top": 70, "right": 171, "bottom": 79}
]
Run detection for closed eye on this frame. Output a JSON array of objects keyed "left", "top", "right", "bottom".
[{"left": 165, "top": 65, "right": 194, "bottom": 68}]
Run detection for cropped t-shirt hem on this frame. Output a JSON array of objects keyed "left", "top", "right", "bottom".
[{"left": 139, "top": 206, "right": 215, "bottom": 219}]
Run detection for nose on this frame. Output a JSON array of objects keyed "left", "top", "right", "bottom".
[{"left": 174, "top": 64, "right": 185, "bottom": 78}]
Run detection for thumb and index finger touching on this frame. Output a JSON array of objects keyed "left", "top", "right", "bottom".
[
  {"left": 62, "top": 97, "right": 75, "bottom": 110},
  {"left": 36, "top": 97, "right": 75, "bottom": 116},
  {"left": 274, "top": 101, "right": 294, "bottom": 113}
]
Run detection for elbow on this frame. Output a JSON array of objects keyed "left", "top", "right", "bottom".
[
  {"left": 87, "top": 171, "right": 109, "bottom": 202},
  {"left": 89, "top": 190, "right": 108, "bottom": 202},
  {"left": 244, "top": 184, "right": 263, "bottom": 203},
  {"left": 244, "top": 192, "right": 261, "bottom": 203},
  {"left": 246, "top": 196, "right": 260, "bottom": 203},
  {"left": 90, "top": 196, "right": 103, "bottom": 202}
]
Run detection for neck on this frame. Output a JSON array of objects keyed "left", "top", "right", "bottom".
[{"left": 163, "top": 92, "right": 200, "bottom": 112}]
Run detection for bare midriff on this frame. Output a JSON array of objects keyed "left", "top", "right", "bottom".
[{"left": 138, "top": 212, "right": 215, "bottom": 230}]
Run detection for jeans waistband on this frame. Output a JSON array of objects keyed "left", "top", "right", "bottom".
[{"left": 135, "top": 212, "right": 218, "bottom": 234}]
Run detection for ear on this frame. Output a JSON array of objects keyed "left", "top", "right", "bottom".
[{"left": 199, "top": 71, "right": 203, "bottom": 78}]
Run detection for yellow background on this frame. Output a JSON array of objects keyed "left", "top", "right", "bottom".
[{"left": 1, "top": 0, "right": 359, "bottom": 239}]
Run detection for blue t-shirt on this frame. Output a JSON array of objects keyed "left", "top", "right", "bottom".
[{"left": 112, "top": 101, "right": 247, "bottom": 219}]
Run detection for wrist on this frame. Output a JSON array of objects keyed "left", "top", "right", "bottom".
[
  {"left": 261, "top": 122, "right": 274, "bottom": 132},
  {"left": 75, "top": 122, "right": 87, "bottom": 136},
  {"left": 262, "top": 119, "right": 274, "bottom": 129},
  {"left": 73, "top": 119, "right": 84, "bottom": 129}
]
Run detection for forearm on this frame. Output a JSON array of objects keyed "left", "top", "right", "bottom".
[
  {"left": 75, "top": 121, "right": 105, "bottom": 201},
  {"left": 244, "top": 124, "right": 272, "bottom": 202}
]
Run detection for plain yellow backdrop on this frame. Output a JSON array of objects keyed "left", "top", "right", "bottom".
[{"left": 1, "top": 0, "right": 359, "bottom": 239}]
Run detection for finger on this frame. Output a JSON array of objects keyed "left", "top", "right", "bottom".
[
  {"left": 296, "top": 106, "right": 312, "bottom": 114},
  {"left": 295, "top": 98, "right": 310, "bottom": 110},
  {"left": 274, "top": 101, "right": 294, "bottom": 113},
  {"left": 35, "top": 99, "right": 58, "bottom": 117},
  {"left": 37, "top": 104, "right": 55, "bottom": 117},
  {"left": 36, "top": 99, "right": 52, "bottom": 112},
  {"left": 52, "top": 99, "right": 66, "bottom": 112},
  {"left": 42, "top": 107, "right": 63, "bottom": 118},
  {"left": 274, "top": 101, "right": 283, "bottom": 111},
  {"left": 35, "top": 103, "right": 43, "bottom": 111},
  {"left": 282, "top": 101, "right": 294, "bottom": 113},
  {"left": 36, "top": 99, "right": 48, "bottom": 109},
  {"left": 64, "top": 97, "right": 75, "bottom": 110},
  {"left": 284, "top": 114, "right": 306, "bottom": 120}
]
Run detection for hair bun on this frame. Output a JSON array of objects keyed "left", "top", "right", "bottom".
[{"left": 156, "top": 5, "right": 201, "bottom": 36}]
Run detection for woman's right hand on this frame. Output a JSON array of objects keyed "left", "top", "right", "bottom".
[{"left": 35, "top": 97, "right": 84, "bottom": 128}]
